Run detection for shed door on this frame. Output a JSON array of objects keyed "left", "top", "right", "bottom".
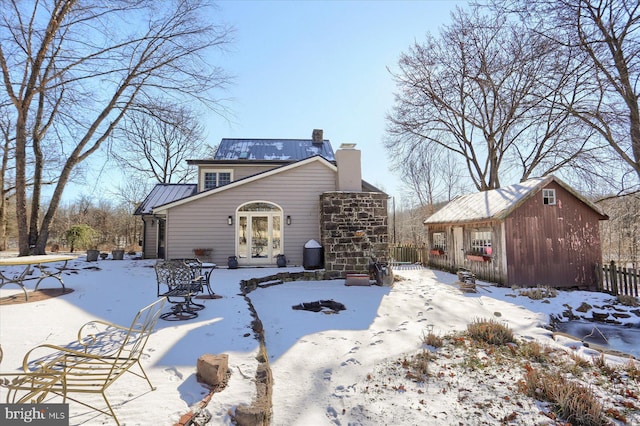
[{"left": 453, "top": 227, "right": 464, "bottom": 266}]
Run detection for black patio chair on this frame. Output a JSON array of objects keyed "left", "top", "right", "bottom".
[{"left": 154, "top": 261, "right": 205, "bottom": 321}]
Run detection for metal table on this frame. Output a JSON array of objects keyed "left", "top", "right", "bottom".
[{"left": 0, "top": 255, "right": 75, "bottom": 300}]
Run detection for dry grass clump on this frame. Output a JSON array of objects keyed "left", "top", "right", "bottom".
[
  {"left": 617, "top": 294, "right": 639, "bottom": 307},
  {"left": 519, "top": 364, "right": 606, "bottom": 426},
  {"left": 568, "top": 351, "right": 591, "bottom": 373},
  {"left": 401, "top": 351, "right": 433, "bottom": 382},
  {"left": 518, "top": 286, "right": 557, "bottom": 300},
  {"left": 518, "top": 340, "right": 550, "bottom": 363},
  {"left": 624, "top": 358, "right": 640, "bottom": 381},
  {"left": 467, "top": 318, "right": 514, "bottom": 345},
  {"left": 422, "top": 330, "right": 444, "bottom": 348}
]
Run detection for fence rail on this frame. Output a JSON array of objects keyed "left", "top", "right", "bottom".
[{"left": 597, "top": 261, "right": 639, "bottom": 297}]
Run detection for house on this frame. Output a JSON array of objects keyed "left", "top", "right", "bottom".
[
  {"left": 423, "top": 175, "right": 608, "bottom": 290},
  {"left": 134, "top": 130, "right": 389, "bottom": 274}
]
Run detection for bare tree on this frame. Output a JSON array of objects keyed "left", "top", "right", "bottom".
[
  {"left": 111, "top": 102, "right": 211, "bottom": 184},
  {"left": 492, "top": 0, "right": 640, "bottom": 190},
  {"left": 386, "top": 7, "right": 596, "bottom": 192},
  {"left": 389, "top": 137, "right": 465, "bottom": 211},
  {"left": 598, "top": 193, "right": 640, "bottom": 268},
  {"left": 0, "top": 0, "right": 232, "bottom": 255},
  {"left": 0, "top": 106, "right": 13, "bottom": 250}
]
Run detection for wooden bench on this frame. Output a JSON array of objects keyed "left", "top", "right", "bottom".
[{"left": 0, "top": 297, "right": 166, "bottom": 425}]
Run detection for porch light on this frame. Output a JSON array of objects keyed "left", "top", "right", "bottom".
[
  {"left": 228, "top": 215, "right": 233, "bottom": 225},
  {"left": 286, "top": 215, "right": 292, "bottom": 225}
]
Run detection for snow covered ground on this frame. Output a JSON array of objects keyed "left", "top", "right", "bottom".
[{"left": 0, "top": 256, "right": 638, "bottom": 425}]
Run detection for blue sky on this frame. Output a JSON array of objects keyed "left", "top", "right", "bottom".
[
  {"left": 66, "top": 1, "right": 465, "bottom": 205},
  {"left": 204, "top": 0, "right": 465, "bottom": 204}
]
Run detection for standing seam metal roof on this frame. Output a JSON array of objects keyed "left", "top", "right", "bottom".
[
  {"left": 134, "top": 184, "right": 198, "bottom": 215},
  {"left": 214, "top": 138, "right": 335, "bottom": 161},
  {"left": 424, "top": 176, "right": 606, "bottom": 224}
]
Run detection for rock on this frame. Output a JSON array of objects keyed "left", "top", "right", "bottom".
[
  {"left": 576, "top": 302, "right": 592, "bottom": 313},
  {"left": 592, "top": 312, "right": 609, "bottom": 321},
  {"left": 196, "top": 353, "right": 228, "bottom": 387},
  {"left": 235, "top": 403, "right": 269, "bottom": 426},
  {"left": 612, "top": 312, "right": 631, "bottom": 319}
]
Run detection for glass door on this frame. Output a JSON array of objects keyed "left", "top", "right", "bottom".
[
  {"left": 236, "top": 202, "right": 283, "bottom": 265},
  {"left": 251, "top": 216, "right": 269, "bottom": 259}
]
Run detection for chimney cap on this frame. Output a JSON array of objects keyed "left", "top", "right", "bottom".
[{"left": 339, "top": 143, "right": 357, "bottom": 149}]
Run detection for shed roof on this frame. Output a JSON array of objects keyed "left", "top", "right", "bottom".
[
  {"left": 424, "top": 175, "right": 607, "bottom": 225},
  {"left": 213, "top": 138, "right": 335, "bottom": 161},
  {"left": 134, "top": 184, "right": 198, "bottom": 215}
]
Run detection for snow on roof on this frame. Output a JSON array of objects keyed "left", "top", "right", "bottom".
[
  {"left": 214, "top": 138, "right": 335, "bottom": 162},
  {"left": 134, "top": 184, "right": 198, "bottom": 215},
  {"left": 424, "top": 176, "right": 606, "bottom": 224}
]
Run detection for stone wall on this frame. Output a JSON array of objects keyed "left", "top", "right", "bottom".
[{"left": 320, "top": 192, "right": 389, "bottom": 275}]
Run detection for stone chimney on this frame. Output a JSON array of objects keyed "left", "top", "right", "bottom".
[
  {"left": 335, "top": 143, "right": 362, "bottom": 192},
  {"left": 312, "top": 129, "right": 323, "bottom": 145}
]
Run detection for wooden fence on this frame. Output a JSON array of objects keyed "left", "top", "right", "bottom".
[
  {"left": 389, "top": 244, "right": 429, "bottom": 265},
  {"left": 392, "top": 245, "right": 639, "bottom": 297},
  {"left": 597, "top": 261, "right": 639, "bottom": 297}
]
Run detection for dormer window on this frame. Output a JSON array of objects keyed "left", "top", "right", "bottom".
[
  {"left": 203, "top": 171, "right": 231, "bottom": 190},
  {"left": 542, "top": 188, "right": 556, "bottom": 205}
]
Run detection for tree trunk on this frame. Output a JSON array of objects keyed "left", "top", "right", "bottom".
[{"left": 15, "top": 112, "right": 29, "bottom": 256}]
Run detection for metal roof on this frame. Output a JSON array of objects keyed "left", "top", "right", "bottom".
[
  {"left": 214, "top": 138, "right": 335, "bottom": 161},
  {"left": 424, "top": 175, "right": 606, "bottom": 224},
  {"left": 134, "top": 184, "right": 198, "bottom": 215}
]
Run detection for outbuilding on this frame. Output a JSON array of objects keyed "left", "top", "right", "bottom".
[{"left": 423, "top": 176, "right": 608, "bottom": 289}]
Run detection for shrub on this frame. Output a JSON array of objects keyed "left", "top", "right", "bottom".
[
  {"left": 64, "top": 224, "right": 100, "bottom": 252},
  {"left": 467, "top": 318, "right": 514, "bottom": 345}
]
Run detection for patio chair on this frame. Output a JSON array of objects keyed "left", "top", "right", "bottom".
[
  {"left": 0, "top": 297, "right": 166, "bottom": 425},
  {"left": 155, "top": 260, "right": 205, "bottom": 320},
  {"left": 173, "top": 258, "right": 215, "bottom": 296}
]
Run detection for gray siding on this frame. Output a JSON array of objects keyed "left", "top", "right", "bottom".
[
  {"left": 142, "top": 216, "right": 158, "bottom": 259},
  {"left": 426, "top": 221, "right": 506, "bottom": 285},
  {"left": 198, "top": 164, "right": 283, "bottom": 190},
  {"left": 167, "top": 161, "right": 337, "bottom": 266}
]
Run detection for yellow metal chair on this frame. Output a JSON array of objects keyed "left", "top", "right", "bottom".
[{"left": 0, "top": 297, "right": 166, "bottom": 425}]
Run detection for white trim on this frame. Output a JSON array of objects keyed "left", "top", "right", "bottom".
[
  {"left": 542, "top": 188, "right": 556, "bottom": 205},
  {"left": 235, "top": 201, "right": 284, "bottom": 265},
  {"left": 200, "top": 168, "right": 234, "bottom": 191},
  {"left": 153, "top": 156, "right": 337, "bottom": 213}
]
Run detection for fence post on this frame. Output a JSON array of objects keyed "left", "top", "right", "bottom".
[{"left": 610, "top": 260, "right": 618, "bottom": 296}]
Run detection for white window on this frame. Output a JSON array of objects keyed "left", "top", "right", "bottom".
[
  {"left": 203, "top": 171, "right": 232, "bottom": 190},
  {"left": 542, "top": 188, "right": 556, "bottom": 205},
  {"left": 432, "top": 232, "right": 446, "bottom": 251},
  {"left": 470, "top": 230, "right": 492, "bottom": 255}
]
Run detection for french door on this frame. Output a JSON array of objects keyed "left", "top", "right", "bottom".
[{"left": 237, "top": 203, "right": 282, "bottom": 265}]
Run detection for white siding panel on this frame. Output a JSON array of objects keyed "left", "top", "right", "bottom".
[{"left": 166, "top": 161, "right": 337, "bottom": 266}]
